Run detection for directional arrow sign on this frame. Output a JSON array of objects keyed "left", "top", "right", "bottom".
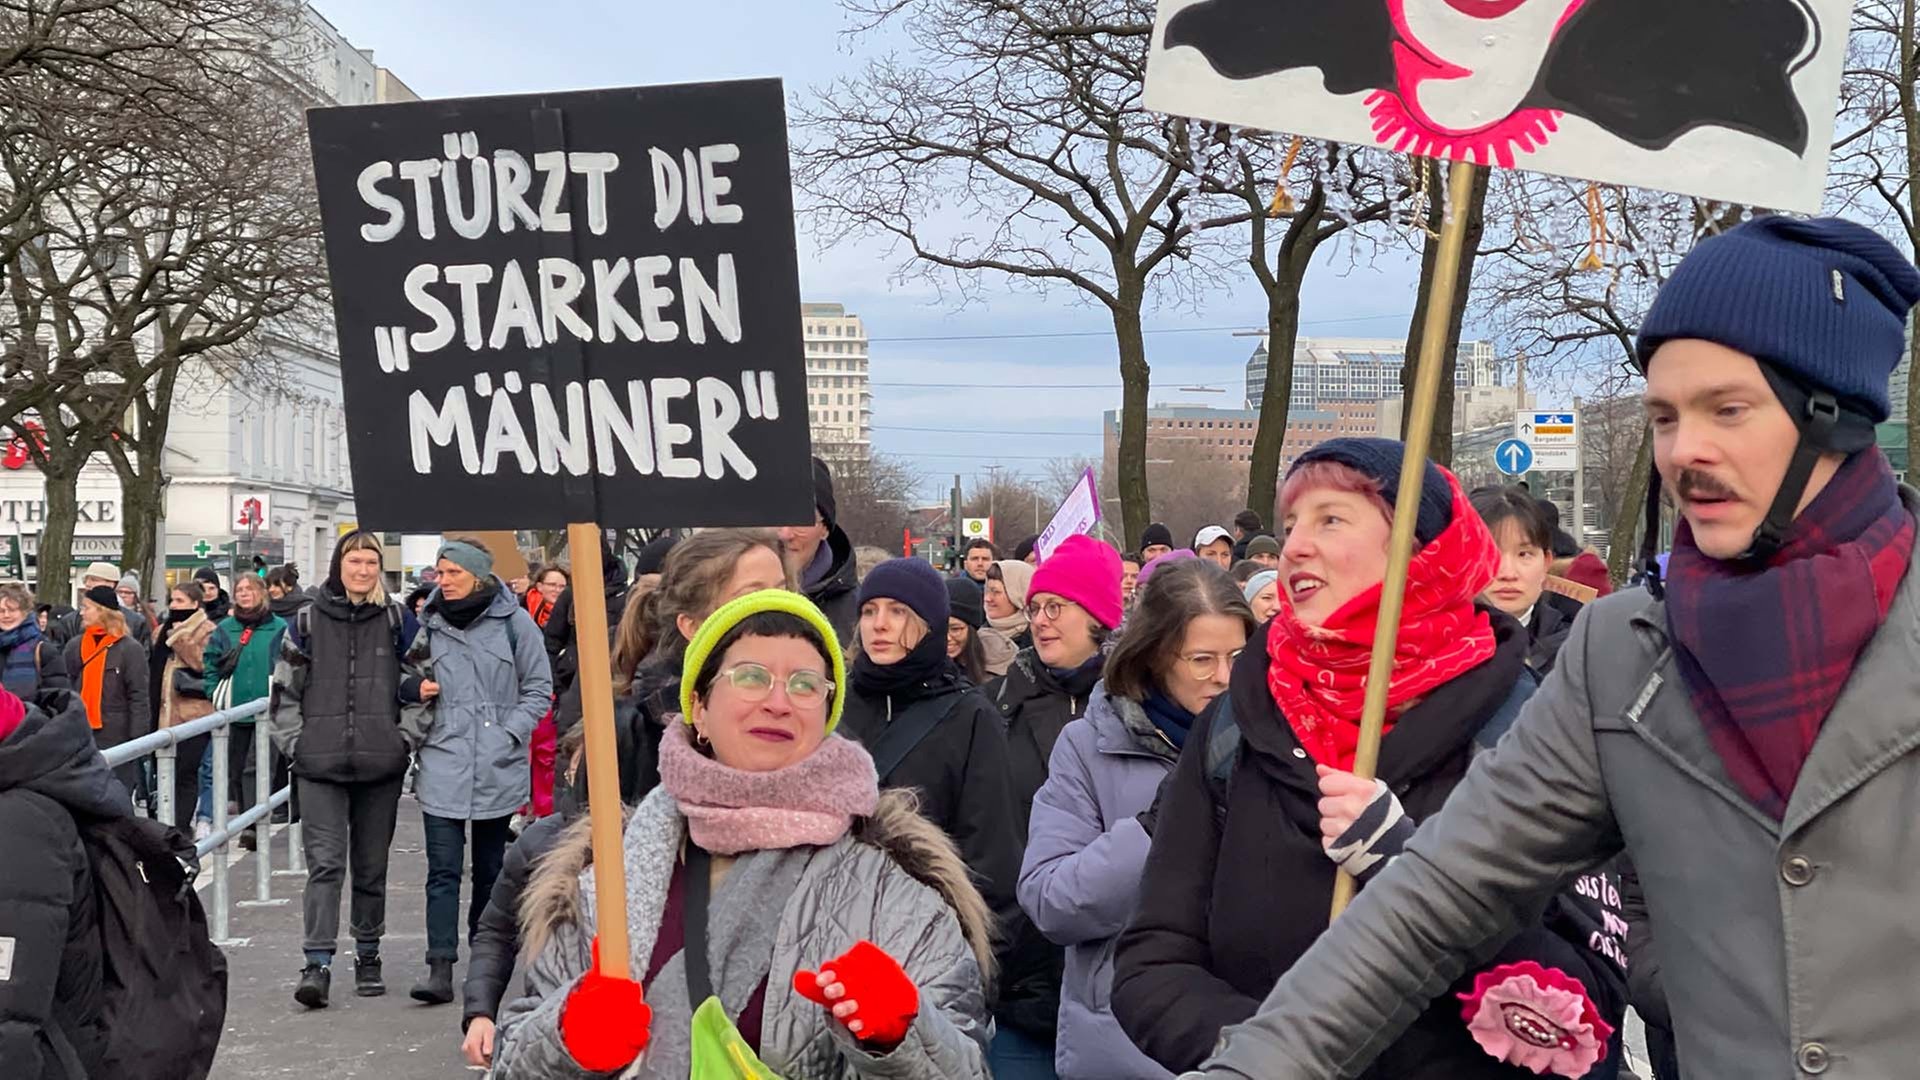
[
  {"left": 1495, "top": 439, "right": 1534, "bottom": 477},
  {"left": 1517, "top": 410, "right": 1578, "bottom": 470}
]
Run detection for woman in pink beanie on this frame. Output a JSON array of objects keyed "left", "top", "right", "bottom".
[{"left": 981, "top": 533, "right": 1123, "bottom": 1075}]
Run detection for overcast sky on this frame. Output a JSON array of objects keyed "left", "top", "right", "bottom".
[{"left": 311, "top": 0, "right": 1425, "bottom": 500}]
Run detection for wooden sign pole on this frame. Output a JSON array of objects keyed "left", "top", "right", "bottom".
[
  {"left": 566, "top": 521, "right": 632, "bottom": 976},
  {"left": 1329, "top": 159, "right": 1480, "bottom": 921}
]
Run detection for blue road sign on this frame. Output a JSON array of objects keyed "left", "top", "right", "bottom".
[{"left": 1495, "top": 439, "right": 1534, "bottom": 476}]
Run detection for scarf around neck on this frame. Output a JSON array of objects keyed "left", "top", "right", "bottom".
[
  {"left": 1267, "top": 470, "right": 1500, "bottom": 770},
  {"left": 852, "top": 630, "right": 949, "bottom": 700},
  {"left": 657, "top": 721, "right": 878, "bottom": 855},
  {"left": 430, "top": 584, "right": 495, "bottom": 630},
  {"left": 1665, "top": 448, "right": 1914, "bottom": 819},
  {"left": 1141, "top": 686, "right": 1197, "bottom": 749},
  {"left": 79, "top": 626, "right": 122, "bottom": 730},
  {"left": 988, "top": 560, "right": 1035, "bottom": 641}
]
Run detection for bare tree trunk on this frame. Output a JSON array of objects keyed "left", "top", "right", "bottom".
[
  {"left": 38, "top": 460, "right": 80, "bottom": 602},
  {"left": 1113, "top": 275, "right": 1152, "bottom": 547},
  {"left": 1607, "top": 422, "right": 1655, "bottom": 586},
  {"left": 1398, "top": 161, "right": 1491, "bottom": 466},
  {"left": 1249, "top": 290, "right": 1302, "bottom": 524},
  {"left": 109, "top": 448, "right": 165, "bottom": 597}
]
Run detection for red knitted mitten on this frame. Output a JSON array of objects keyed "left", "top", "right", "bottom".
[
  {"left": 561, "top": 939, "right": 652, "bottom": 1072},
  {"left": 793, "top": 940, "right": 919, "bottom": 1049}
]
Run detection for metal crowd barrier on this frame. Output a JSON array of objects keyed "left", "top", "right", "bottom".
[{"left": 102, "top": 699, "right": 305, "bottom": 944}]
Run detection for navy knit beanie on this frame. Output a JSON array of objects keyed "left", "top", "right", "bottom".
[
  {"left": 1638, "top": 216, "right": 1920, "bottom": 423},
  {"left": 857, "top": 558, "right": 949, "bottom": 631},
  {"left": 1290, "top": 437, "right": 1452, "bottom": 546}
]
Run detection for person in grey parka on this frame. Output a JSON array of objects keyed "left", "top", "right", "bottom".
[
  {"left": 1019, "top": 559, "right": 1254, "bottom": 1080},
  {"left": 402, "top": 539, "right": 552, "bottom": 1006},
  {"left": 490, "top": 590, "right": 991, "bottom": 1080}
]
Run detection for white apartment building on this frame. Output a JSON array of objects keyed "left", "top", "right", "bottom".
[
  {"left": 160, "top": 6, "right": 416, "bottom": 584},
  {"left": 1245, "top": 336, "right": 1499, "bottom": 411},
  {"left": 0, "top": 4, "right": 415, "bottom": 595},
  {"left": 802, "top": 302, "right": 872, "bottom": 461}
]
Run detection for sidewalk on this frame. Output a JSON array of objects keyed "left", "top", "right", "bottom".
[{"left": 208, "top": 794, "right": 482, "bottom": 1078}]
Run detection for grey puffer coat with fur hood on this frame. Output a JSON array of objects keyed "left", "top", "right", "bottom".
[{"left": 492, "top": 784, "right": 994, "bottom": 1080}]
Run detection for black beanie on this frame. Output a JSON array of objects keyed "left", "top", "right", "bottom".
[
  {"left": 1139, "top": 522, "right": 1174, "bottom": 550},
  {"left": 1011, "top": 534, "right": 1040, "bottom": 562},
  {"left": 857, "top": 558, "right": 949, "bottom": 630},
  {"left": 83, "top": 584, "right": 119, "bottom": 611},
  {"left": 811, "top": 457, "right": 838, "bottom": 528},
  {"left": 1291, "top": 437, "right": 1452, "bottom": 546},
  {"left": 635, "top": 533, "right": 677, "bottom": 576},
  {"left": 945, "top": 577, "right": 985, "bottom": 630}
]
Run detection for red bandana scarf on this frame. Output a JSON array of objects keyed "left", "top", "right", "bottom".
[
  {"left": 1268, "top": 469, "right": 1500, "bottom": 770},
  {"left": 1665, "top": 448, "right": 1914, "bottom": 820}
]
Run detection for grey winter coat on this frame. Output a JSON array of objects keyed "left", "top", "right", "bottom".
[
  {"left": 1189, "top": 490, "right": 1920, "bottom": 1080},
  {"left": 406, "top": 584, "right": 552, "bottom": 820},
  {"left": 493, "top": 784, "right": 994, "bottom": 1080},
  {"left": 1018, "top": 684, "right": 1177, "bottom": 1080}
]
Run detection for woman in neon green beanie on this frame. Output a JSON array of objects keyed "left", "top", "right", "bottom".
[{"left": 492, "top": 590, "right": 994, "bottom": 1079}]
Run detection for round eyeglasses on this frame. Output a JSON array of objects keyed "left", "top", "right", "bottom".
[{"left": 715, "top": 662, "right": 833, "bottom": 708}]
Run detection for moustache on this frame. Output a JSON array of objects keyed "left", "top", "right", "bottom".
[{"left": 1674, "top": 469, "right": 1737, "bottom": 501}]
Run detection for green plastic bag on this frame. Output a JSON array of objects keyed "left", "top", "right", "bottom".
[{"left": 689, "top": 996, "right": 789, "bottom": 1080}]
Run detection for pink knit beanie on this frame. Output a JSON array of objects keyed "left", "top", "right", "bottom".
[{"left": 1030, "top": 535, "right": 1124, "bottom": 629}]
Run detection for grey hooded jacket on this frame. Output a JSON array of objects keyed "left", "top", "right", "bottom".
[
  {"left": 406, "top": 583, "right": 552, "bottom": 820},
  {"left": 1187, "top": 490, "right": 1920, "bottom": 1080},
  {"left": 492, "top": 784, "right": 994, "bottom": 1080},
  {"left": 1018, "top": 684, "right": 1177, "bottom": 1080}
]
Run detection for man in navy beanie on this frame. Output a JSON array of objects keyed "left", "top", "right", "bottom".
[{"left": 1178, "top": 218, "right": 1920, "bottom": 1079}]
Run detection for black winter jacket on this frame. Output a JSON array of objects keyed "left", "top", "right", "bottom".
[
  {"left": 836, "top": 665, "right": 1023, "bottom": 994},
  {"left": 61, "top": 633, "right": 149, "bottom": 754},
  {"left": 0, "top": 690, "right": 130, "bottom": 1079},
  {"left": 1112, "top": 614, "right": 1628, "bottom": 1078},
  {"left": 552, "top": 654, "right": 675, "bottom": 808},
  {"left": 270, "top": 588, "right": 411, "bottom": 784},
  {"left": 543, "top": 551, "right": 629, "bottom": 698},
  {"left": 802, "top": 526, "right": 860, "bottom": 648},
  {"left": 985, "top": 649, "right": 1104, "bottom": 1040},
  {"left": 1526, "top": 591, "right": 1585, "bottom": 674},
  {"left": 464, "top": 810, "right": 573, "bottom": 1030}
]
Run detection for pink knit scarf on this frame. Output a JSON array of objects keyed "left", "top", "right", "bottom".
[{"left": 657, "top": 722, "right": 880, "bottom": 855}]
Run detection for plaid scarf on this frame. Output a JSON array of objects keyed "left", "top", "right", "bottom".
[
  {"left": 1666, "top": 449, "right": 1914, "bottom": 820},
  {"left": 1268, "top": 469, "right": 1501, "bottom": 770}
]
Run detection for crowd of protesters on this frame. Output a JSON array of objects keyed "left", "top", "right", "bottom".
[{"left": 6, "top": 215, "right": 1918, "bottom": 1080}]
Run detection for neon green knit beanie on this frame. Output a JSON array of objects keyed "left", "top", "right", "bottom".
[{"left": 679, "top": 589, "right": 847, "bottom": 735}]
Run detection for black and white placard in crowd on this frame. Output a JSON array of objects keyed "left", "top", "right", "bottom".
[{"left": 307, "top": 79, "right": 813, "bottom": 531}]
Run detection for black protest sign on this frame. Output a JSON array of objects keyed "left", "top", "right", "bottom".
[{"left": 307, "top": 79, "right": 814, "bottom": 531}]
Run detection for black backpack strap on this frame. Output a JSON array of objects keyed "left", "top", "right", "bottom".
[
  {"left": 868, "top": 691, "right": 966, "bottom": 782},
  {"left": 683, "top": 841, "right": 715, "bottom": 1005}
]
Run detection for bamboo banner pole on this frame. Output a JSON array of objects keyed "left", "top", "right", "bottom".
[
  {"left": 1329, "top": 158, "right": 1481, "bottom": 920},
  {"left": 567, "top": 521, "right": 632, "bottom": 976}
]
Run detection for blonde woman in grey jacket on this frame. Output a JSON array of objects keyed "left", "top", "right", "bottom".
[{"left": 490, "top": 590, "right": 992, "bottom": 1080}]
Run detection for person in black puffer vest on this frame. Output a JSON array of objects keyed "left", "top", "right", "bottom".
[
  {"left": 0, "top": 685, "right": 129, "bottom": 1079},
  {"left": 836, "top": 559, "right": 1024, "bottom": 1059},
  {"left": 270, "top": 531, "right": 414, "bottom": 1010},
  {"left": 985, "top": 535, "right": 1125, "bottom": 1080}
]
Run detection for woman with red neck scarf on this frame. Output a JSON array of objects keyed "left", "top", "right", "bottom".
[{"left": 1111, "top": 438, "right": 1627, "bottom": 1080}]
